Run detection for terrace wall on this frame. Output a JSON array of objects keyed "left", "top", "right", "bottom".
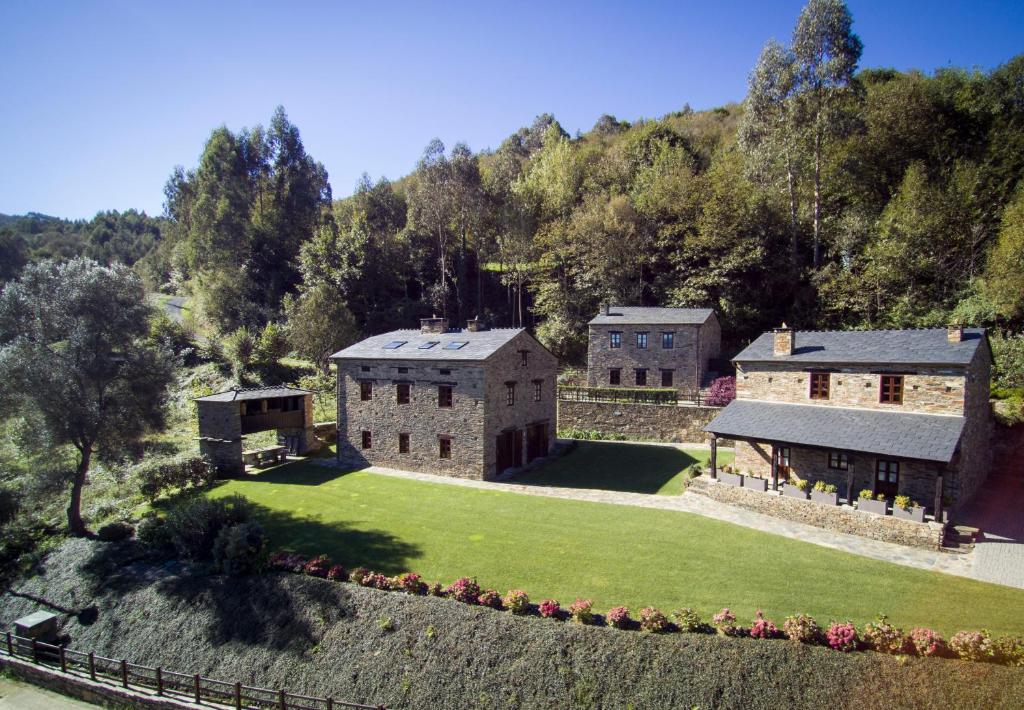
[{"left": 557, "top": 400, "right": 730, "bottom": 445}]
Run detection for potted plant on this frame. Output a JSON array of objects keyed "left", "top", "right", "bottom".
[
  {"left": 719, "top": 465, "right": 743, "bottom": 487},
  {"left": 782, "top": 478, "right": 809, "bottom": 499},
  {"left": 744, "top": 472, "right": 768, "bottom": 492},
  {"left": 892, "top": 495, "right": 925, "bottom": 523},
  {"left": 810, "top": 480, "right": 839, "bottom": 506},
  {"left": 858, "top": 489, "right": 888, "bottom": 515}
]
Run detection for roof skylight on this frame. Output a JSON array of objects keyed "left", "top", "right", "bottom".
[
  {"left": 383, "top": 341, "right": 407, "bottom": 349},
  {"left": 444, "top": 341, "right": 468, "bottom": 350},
  {"left": 419, "top": 341, "right": 440, "bottom": 349}
]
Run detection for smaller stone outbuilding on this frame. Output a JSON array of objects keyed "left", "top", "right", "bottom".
[
  {"left": 586, "top": 306, "right": 721, "bottom": 392},
  {"left": 195, "top": 386, "right": 314, "bottom": 475}
]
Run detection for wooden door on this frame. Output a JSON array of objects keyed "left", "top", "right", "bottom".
[
  {"left": 513, "top": 429, "right": 523, "bottom": 468},
  {"left": 874, "top": 460, "right": 900, "bottom": 499}
]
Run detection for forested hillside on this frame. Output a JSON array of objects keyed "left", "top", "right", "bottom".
[{"left": 5, "top": 0, "right": 1024, "bottom": 366}]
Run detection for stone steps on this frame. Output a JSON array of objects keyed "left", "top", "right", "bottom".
[{"left": 941, "top": 525, "right": 979, "bottom": 553}]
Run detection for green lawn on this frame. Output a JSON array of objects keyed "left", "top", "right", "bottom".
[
  {"left": 209, "top": 447, "right": 1024, "bottom": 636},
  {"left": 517, "top": 441, "right": 732, "bottom": 495}
]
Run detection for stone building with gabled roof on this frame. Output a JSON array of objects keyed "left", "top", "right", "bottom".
[
  {"left": 330, "top": 317, "right": 558, "bottom": 480},
  {"left": 704, "top": 324, "right": 993, "bottom": 518},
  {"left": 586, "top": 305, "right": 721, "bottom": 392}
]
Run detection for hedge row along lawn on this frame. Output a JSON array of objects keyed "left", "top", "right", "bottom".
[{"left": 209, "top": 444, "right": 1024, "bottom": 636}]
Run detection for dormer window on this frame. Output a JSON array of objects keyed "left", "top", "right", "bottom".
[
  {"left": 809, "top": 372, "right": 830, "bottom": 400},
  {"left": 880, "top": 375, "right": 904, "bottom": 404}
]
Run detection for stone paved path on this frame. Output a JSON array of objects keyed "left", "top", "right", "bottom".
[
  {"left": 314, "top": 455, "right": 985, "bottom": 583},
  {"left": 0, "top": 677, "right": 97, "bottom": 709},
  {"left": 956, "top": 465, "right": 1024, "bottom": 589}
]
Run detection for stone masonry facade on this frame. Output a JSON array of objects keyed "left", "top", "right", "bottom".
[
  {"left": 197, "top": 393, "right": 314, "bottom": 475},
  {"left": 336, "top": 329, "right": 557, "bottom": 480},
  {"left": 557, "top": 400, "right": 732, "bottom": 444},
  {"left": 587, "top": 317, "right": 720, "bottom": 392}
]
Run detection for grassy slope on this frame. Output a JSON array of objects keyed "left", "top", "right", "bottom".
[
  {"left": 211, "top": 453, "right": 1024, "bottom": 636},
  {"left": 3, "top": 539, "right": 1022, "bottom": 710},
  {"left": 517, "top": 441, "right": 732, "bottom": 495}
]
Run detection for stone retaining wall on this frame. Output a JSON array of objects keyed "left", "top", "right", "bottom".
[
  {"left": 557, "top": 400, "right": 729, "bottom": 444},
  {"left": 688, "top": 475, "right": 945, "bottom": 550}
]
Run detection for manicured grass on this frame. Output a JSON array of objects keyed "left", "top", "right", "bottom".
[
  {"left": 517, "top": 441, "right": 732, "bottom": 495},
  {"left": 210, "top": 449, "right": 1024, "bottom": 636}
]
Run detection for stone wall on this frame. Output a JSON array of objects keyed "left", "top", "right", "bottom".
[
  {"left": 688, "top": 475, "right": 945, "bottom": 549},
  {"left": 952, "top": 347, "right": 994, "bottom": 508},
  {"left": 735, "top": 362, "right": 969, "bottom": 415},
  {"left": 732, "top": 442, "right": 944, "bottom": 510},
  {"left": 587, "top": 322, "right": 706, "bottom": 391},
  {"left": 196, "top": 400, "right": 243, "bottom": 475},
  {"left": 557, "top": 400, "right": 728, "bottom": 444}
]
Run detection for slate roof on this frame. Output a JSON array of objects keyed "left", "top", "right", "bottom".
[
  {"left": 588, "top": 307, "right": 714, "bottom": 326},
  {"left": 330, "top": 328, "right": 526, "bottom": 362},
  {"left": 704, "top": 400, "right": 964, "bottom": 463},
  {"left": 195, "top": 385, "right": 312, "bottom": 403},
  {"left": 734, "top": 328, "right": 986, "bottom": 367}
]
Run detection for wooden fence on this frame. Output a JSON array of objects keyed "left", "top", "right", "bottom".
[
  {"left": 558, "top": 385, "right": 708, "bottom": 406},
  {"left": 1, "top": 632, "right": 384, "bottom": 710}
]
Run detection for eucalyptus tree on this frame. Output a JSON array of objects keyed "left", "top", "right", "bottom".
[{"left": 0, "top": 258, "right": 174, "bottom": 536}]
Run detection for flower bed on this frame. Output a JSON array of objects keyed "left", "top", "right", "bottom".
[{"left": 263, "top": 549, "right": 1024, "bottom": 667}]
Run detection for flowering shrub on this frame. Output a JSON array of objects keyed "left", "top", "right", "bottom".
[
  {"left": 994, "top": 636, "right": 1024, "bottom": 666},
  {"left": 349, "top": 567, "right": 371, "bottom": 586},
  {"left": 607, "top": 606, "right": 631, "bottom": 629},
  {"left": 363, "top": 572, "right": 391, "bottom": 590},
  {"left": 826, "top": 622, "right": 858, "bottom": 652},
  {"left": 859, "top": 489, "right": 874, "bottom": 500},
  {"left": 503, "top": 589, "right": 530, "bottom": 615},
  {"left": 812, "top": 480, "right": 827, "bottom": 493},
  {"left": 672, "top": 608, "right": 705, "bottom": 633},
  {"left": 783, "top": 614, "right": 824, "bottom": 645},
  {"left": 395, "top": 572, "right": 427, "bottom": 595},
  {"left": 909, "top": 628, "right": 947, "bottom": 657},
  {"left": 950, "top": 630, "right": 995, "bottom": 662},
  {"left": 268, "top": 552, "right": 307, "bottom": 573},
  {"left": 477, "top": 589, "right": 503, "bottom": 609},
  {"left": 705, "top": 376, "right": 736, "bottom": 407},
  {"left": 568, "top": 599, "right": 595, "bottom": 625},
  {"left": 538, "top": 599, "right": 561, "bottom": 618},
  {"left": 876, "top": 493, "right": 887, "bottom": 502},
  {"left": 428, "top": 582, "right": 445, "bottom": 597},
  {"left": 639, "top": 607, "right": 669, "bottom": 633},
  {"left": 326, "top": 564, "right": 348, "bottom": 582},
  {"left": 860, "top": 615, "right": 907, "bottom": 654},
  {"left": 712, "top": 608, "right": 738, "bottom": 636},
  {"left": 302, "top": 555, "right": 331, "bottom": 578},
  {"left": 445, "top": 577, "right": 481, "bottom": 604},
  {"left": 894, "top": 495, "right": 913, "bottom": 510},
  {"left": 795, "top": 479, "right": 809, "bottom": 491},
  {"left": 749, "top": 610, "right": 781, "bottom": 639}
]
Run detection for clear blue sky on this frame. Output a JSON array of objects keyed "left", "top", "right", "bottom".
[{"left": 1, "top": 0, "right": 1021, "bottom": 220}]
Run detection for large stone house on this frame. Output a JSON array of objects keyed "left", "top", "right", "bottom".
[
  {"left": 331, "top": 317, "right": 558, "bottom": 480},
  {"left": 704, "top": 325, "right": 993, "bottom": 517},
  {"left": 586, "top": 306, "right": 721, "bottom": 392}
]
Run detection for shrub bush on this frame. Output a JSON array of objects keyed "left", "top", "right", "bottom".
[
  {"left": 826, "top": 622, "right": 858, "bottom": 652},
  {"left": 812, "top": 480, "right": 827, "bottom": 493},
  {"left": 705, "top": 376, "right": 736, "bottom": 406},
  {"left": 445, "top": 577, "right": 481, "bottom": 604},
  {"left": 268, "top": 552, "right": 307, "bottom": 573},
  {"left": 607, "top": 606, "right": 631, "bottom": 629},
  {"left": 349, "top": 567, "right": 371, "bottom": 585},
  {"left": 137, "top": 456, "right": 216, "bottom": 502},
  {"left": 303, "top": 555, "right": 331, "bottom": 578},
  {"left": 359, "top": 572, "right": 390, "bottom": 590},
  {"left": 503, "top": 590, "right": 530, "bottom": 615},
  {"left": 893, "top": 495, "right": 913, "bottom": 511},
  {"left": 712, "top": 608, "right": 738, "bottom": 636},
  {"left": 860, "top": 615, "right": 907, "bottom": 654},
  {"left": 326, "top": 565, "right": 348, "bottom": 582},
  {"left": 395, "top": 572, "right": 426, "bottom": 595},
  {"left": 256, "top": 322, "right": 290, "bottom": 363},
  {"left": 96, "top": 521, "right": 135, "bottom": 542},
  {"left": 994, "top": 635, "right": 1024, "bottom": 666},
  {"left": 161, "top": 495, "right": 255, "bottom": 561},
  {"left": 750, "top": 610, "right": 780, "bottom": 639},
  {"left": 795, "top": 479, "right": 809, "bottom": 491},
  {"left": 477, "top": 589, "right": 503, "bottom": 609},
  {"left": 136, "top": 515, "right": 174, "bottom": 553},
  {"left": 783, "top": 614, "right": 824, "bottom": 645},
  {"left": 427, "top": 582, "right": 445, "bottom": 597},
  {"left": 909, "top": 628, "right": 946, "bottom": 657},
  {"left": 538, "top": 599, "right": 560, "bottom": 619},
  {"left": 672, "top": 608, "right": 706, "bottom": 633},
  {"left": 950, "top": 630, "right": 995, "bottom": 662},
  {"left": 639, "top": 607, "right": 669, "bottom": 633},
  {"left": 212, "top": 521, "right": 266, "bottom": 576},
  {"left": 568, "top": 599, "right": 595, "bottom": 625},
  {"left": 858, "top": 489, "right": 874, "bottom": 500}
]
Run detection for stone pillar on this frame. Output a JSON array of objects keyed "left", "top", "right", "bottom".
[
  {"left": 934, "top": 472, "right": 945, "bottom": 522},
  {"left": 709, "top": 434, "right": 717, "bottom": 478},
  {"left": 770, "top": 443, "right": 779, "bottom": 490},
  {"left": 846, "top": 455, "right": 855, "bottom": 505}
]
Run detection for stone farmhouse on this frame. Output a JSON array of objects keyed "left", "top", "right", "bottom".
[
  {"left": 704, "top": 324, "right": 993, "bottom": 518},
  {"left": 586, "top": 306, "right": 721, "bottom": 392},
  {"left": 331, "top": 317, "right": 558, "bottom": 480}
]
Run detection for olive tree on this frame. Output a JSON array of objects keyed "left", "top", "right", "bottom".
[{"left": 0, "top": 258, "right": 174, "bottom": 536}]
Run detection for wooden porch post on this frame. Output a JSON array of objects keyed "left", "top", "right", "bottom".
[
  {"left": 934, "top": 472, "right": 944, "bottom": 522},
  {"left": 846, "top": 455, "right": 855, "bottom": 505},
  {"left": 709, "top": 434, "right": 718, "bottom": 478},
  {"left": 770, "top": 443, "right": 779, "bottom": 490}
]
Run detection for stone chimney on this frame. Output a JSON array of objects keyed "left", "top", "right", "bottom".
[
  {"left": 773, "top": 323, "right": 794, "bottom": 357},
  {"left": 947, "top": 323, "right": 964, "bottom": 343},
  {"left": 466, "top": 317, "right": 488, "bottom": 332},
  {"left": 601, "top": 303, "right": 611, "bottom": 316},
  {"left": 420, "top": 316, "right": 449, "bottom": 334}
]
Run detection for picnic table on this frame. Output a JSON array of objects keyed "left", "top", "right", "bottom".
[{"left": 242, "top": 445, "right": 288, "bottom": 467}]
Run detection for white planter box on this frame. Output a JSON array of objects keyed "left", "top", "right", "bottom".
[
  {"left": 720, "top": 471, "right": 743, "bottom": 487},
  {"left": 810, "top": 490, "right": 838, "bottom": 506},
  {"left": 782, "top": 484, "right": 809, "bottom": 500},
  {"left": 892, "top": 505, "right": 926, "bottom": 523},
  {"left": 858, "top": 497, "right": 888, "bottom": 515},
  {"left": 744, "top": 476, "right": 768, "bottom": 492}
]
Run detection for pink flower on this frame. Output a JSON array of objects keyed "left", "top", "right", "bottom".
[
  {"left": 539, "top": 599, "right": 561, "bottom": 618},
  {"left": 607, "top": 606, "right": 631, "bottom": 629}
]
